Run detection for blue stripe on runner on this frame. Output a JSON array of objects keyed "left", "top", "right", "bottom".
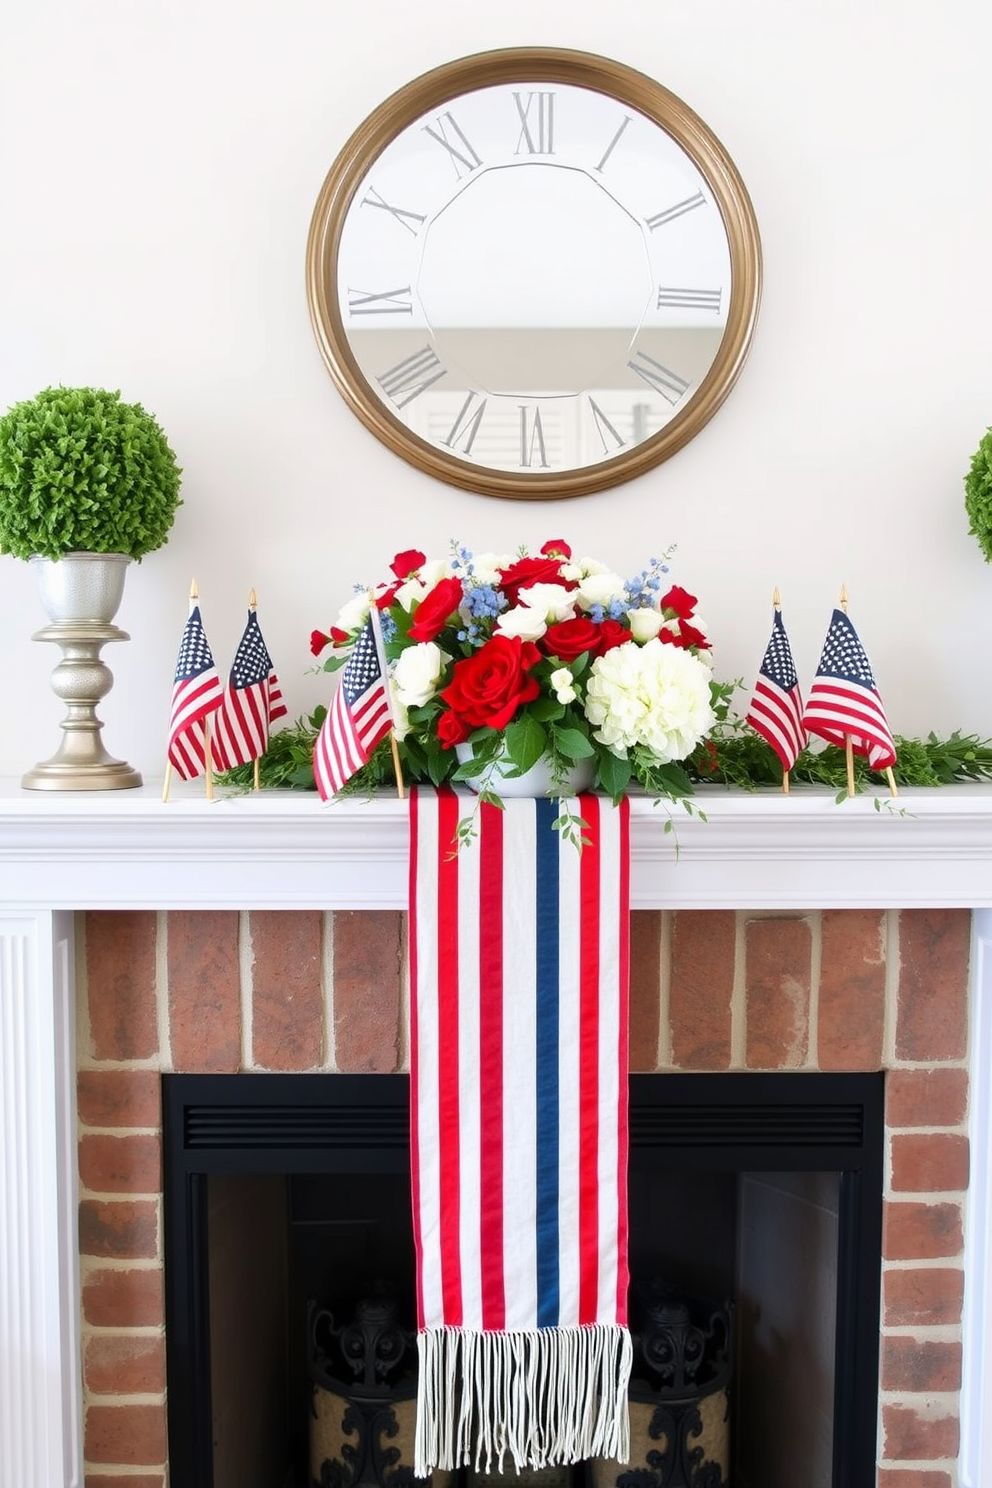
[{"left": 535, "top": 797, "right": 561, "bottom": 1327}]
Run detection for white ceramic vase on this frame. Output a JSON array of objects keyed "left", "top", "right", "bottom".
[{"left": 455, "top": 742, "right": 595, "bottom": 797}]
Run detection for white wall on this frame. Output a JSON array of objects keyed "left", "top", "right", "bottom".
[{"left": 1, "top": 0, "right": 990, "bottom": 783}]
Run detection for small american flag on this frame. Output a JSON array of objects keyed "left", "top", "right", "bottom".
[
  {"left": 168, "top": 603, "right": 224, "bottom": 780},
  {"left": 211, "top": 608, "right": 288, "bottom": 771},
  {"left": 801, "top": 608, "right": 897, "bottom": 769},
  {"left": 746, "top": 607, "right": 806, "bottom": 771},
  {"left": 313, "top": 615, "right": 393, "bottom": 800}
]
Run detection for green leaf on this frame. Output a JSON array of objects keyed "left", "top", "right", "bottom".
[
  {"left": 596, "top": 750, "right": 632, "bottom": 798},
  {"left": 502, "top": 715, "right": 548, "bottom": 773},
  {"left": 551, "top": 725, "right": 596, "bottom": 760}
]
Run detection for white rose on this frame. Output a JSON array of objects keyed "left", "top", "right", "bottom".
[
  {"left": 418, "top": 557, "right": 454, "bottom": 588},
  {"left": 518, "top": 582, "right": 577, "bottom": 622},
  {"left": 583, "top": 638, "right": 716, "bottom": 763},
  {"left": 334, "top": 592, "right": 371, "bottom": 634},
  {"left": 392, "top": 642, "right": 446, "bottom": 712},
  {"left": 495, "top": 605, "right": 548, "bottom": 641},
  {"left": 393, "top": 577, "right": 429, "bottom": 611},
  {"left": 575, "top": 571, "right": 628, "bottom": 611},
  {"left": 550, "top": 666, "right": 577, "bottom": 704},
  {"left": 627, "top": 607, "right": 664, "bottom": 642},
  {"left": 469, "top": 551, "right": 513, "bottom": 586},
  {"left": 575, "top": 556, "right": 610, "bottom": 577}
]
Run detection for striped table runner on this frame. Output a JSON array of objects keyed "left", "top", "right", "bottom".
[{"left": 409, "top": 787, "right": 632, "bottom": 1476}]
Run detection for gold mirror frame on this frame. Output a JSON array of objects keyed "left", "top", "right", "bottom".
[{"left": 306, "top": 47, "right": 762, "bottom": 501}]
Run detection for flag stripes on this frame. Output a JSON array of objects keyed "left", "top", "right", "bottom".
[
  {"left": 802, "top": 679, "right": 896, "bottom": 767},
  {"left": 410, "top": 787, "right": 631, "bottom": 1473},
  {"left": 746, "top": 608, "right": 806, "bottom": 771}
]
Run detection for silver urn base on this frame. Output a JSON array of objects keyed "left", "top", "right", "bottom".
[{"left": 22, "top": 554, "right": 143, "bottom": 791}]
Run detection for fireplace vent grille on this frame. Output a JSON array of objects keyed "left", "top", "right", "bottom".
[{"left": 179, "top": 1095, "right": 864, "bottom": 1152}]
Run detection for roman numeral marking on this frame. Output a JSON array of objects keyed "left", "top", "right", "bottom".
[
  {"left": 360, "top": 187, "right": 427, "bottom": 236},
  {"left": 519, "top": 406, "right": 550, "bottom": 468},
  {"left": 377, "top": 346, "right": 447, "bottom": 408},
  {"left": 588, "top": 398, "right": 626, "bottom": 456},
  {"left": 513, "top": 91, "right": 555, "bottom": 155},
  {"left": 594, "top": 115, "right": 631, "bottom": 172},
  {"left": 627, "top": 350, "right": 690, "bottom": 406},
  {"left": 442, "top": 392, "right": 488, "bottom": 455},
  {"left": 347, "top": 287, "right": 414, "bottom": 316},
  {"left": 645, "top": 191, "right": 706, "bottom": 231},
  {"left": 422, "top": 112, "right": 483, "bottom": 179},
  {"left": 656, "top": 287, "right": 723, "bottom": 313}
]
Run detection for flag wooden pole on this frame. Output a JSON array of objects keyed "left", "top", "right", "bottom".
[
  {"left": 838, "top": 583, "right": 858, "bottom": 798},
  {"left": 204, "top": 716, "right": 215, "bottom": 800},
  {"left": 772, "top": 586, "right": 790, "bottom": 795},
  {"left": 367, "top": 594, "right": 405, "bottom": 801},
  {"left": 248, "top": 587, "right": 262, "bottom": 792}
]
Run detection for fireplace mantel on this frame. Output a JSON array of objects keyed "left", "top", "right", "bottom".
[
  {"left": 3, "top": 776, "right": 992, "bottom": 910},
  {"left": 4, "top": 776, "right": 992, "bottom": 1487}
]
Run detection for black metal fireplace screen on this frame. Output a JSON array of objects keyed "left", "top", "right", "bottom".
[{"left": 163, "top": 1071, "right": 883, "bottom": 1488}]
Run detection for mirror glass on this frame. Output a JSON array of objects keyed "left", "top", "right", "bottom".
[{"left": 307, "top": 51, "right": 761, "bottom": 499}]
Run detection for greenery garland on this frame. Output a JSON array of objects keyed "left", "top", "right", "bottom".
[{"left": 219, "top": 711, "right": 992, "bottom": 797}]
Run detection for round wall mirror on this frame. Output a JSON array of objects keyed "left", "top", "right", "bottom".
[{"left": 306, "top": 48, "right": 762, "bottom": 500}]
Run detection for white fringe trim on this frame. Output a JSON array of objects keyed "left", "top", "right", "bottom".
[{"left": 414, "top": 1323, "right": 633, "bottom": 1478}]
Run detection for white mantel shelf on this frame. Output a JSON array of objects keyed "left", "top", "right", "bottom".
[{"left": 3, "top": 776, "right": 992, "bottom": 910}]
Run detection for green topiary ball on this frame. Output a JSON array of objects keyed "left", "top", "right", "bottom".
[
  {"left": 965, "top": 426, "right": 992, "bottom": 564},
  {"left": 0, "top": 385, "right": 183, "bottom": 562}
]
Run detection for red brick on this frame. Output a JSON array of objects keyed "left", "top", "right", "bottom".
[
  {"left": 84, "top": 1403, "right": 167, "bottom": 1465},
  {"left": 85, "top": 1477, "right": 166, "bottom": 1488},
  {"left": 896, "top": 909, "right": 970, "bottom": 1062},
  {"left": 882, "top": 1402, "right": 959, "bottom": 1461},
  {"left": 818, "top": 909, "right": 886, "bottom": 1069},
  {"left": 84, "top": 1334, "right": 166, "bottom": 1395},
  {"left": 84, "top": 912, "right": 158, "bottom": 1062},
  {"left": 332, "top": 911, "right": 403, "bottom": 1073},
  {"left": 886, "top": 1068, "right": 968, "bottom": 1129},
  {"left": 884, "top": 1267, "right": 963, "bottom": 1327},
  {"left": 744, "top": 916, "right": 811, "bottom": 1068},
  {"left": 166, "top": 912, "right": 241, "bottom": 1072},
  {"left": 890, "top": 1133, "right": 969, "bottom": 1194},
  {"left": 79, "top": 1200, "right": 158, "bottom": 1260},
  {"left": 881, "top": 1335, "right": 962, "bottom": 1392},
  {"left": 883, "top": 1200, "right": 964, "bottom": 1261},
  {"left": 77, "top": 1069, "right": 161, "bottom": 1130},
  {"left": 669, "top": 911, "right": 734, "bottom": 1069},
  {"left": 878, "top": 1473, "right": 952, "bottom": 1488},
  {"left": 249, "top": 910, "right": 324, "bottom": 1070},
  {"left": 82, "top": 1267, "right": 164, "bottom": 1329},
  {"left": 79, "top": 1133, "right": 161, "bottom": 1195},
  {"left": 629, "top": 912, "right": 662, "bottom": 1071}
]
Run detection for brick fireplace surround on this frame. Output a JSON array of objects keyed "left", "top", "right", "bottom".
[{"left": 4, "top": 783, "right": 992, "bottom": 1488}]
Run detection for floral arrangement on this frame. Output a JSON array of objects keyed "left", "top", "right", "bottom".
[{"left": 310, "top": 539, "right": 730, "bottom": 806}]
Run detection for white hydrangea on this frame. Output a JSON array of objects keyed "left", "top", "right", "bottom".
[
  {"left": 391, "top": 642, "right": 447, "bottom": 739},
  {"left": 517, "top": 582, "right": 578, "bottom": 622},
  {"left": 583, "top": 638, "right": 716, "bottom": 763}
]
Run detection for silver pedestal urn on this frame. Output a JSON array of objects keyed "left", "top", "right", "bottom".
[{"left": 22, "top": 552, "right": 143, "bottom": 791}]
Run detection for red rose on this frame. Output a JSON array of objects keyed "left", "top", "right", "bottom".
[
  {"left": 435, "top": 709, "right": 472, "bottom": 748},
  {"left": 659, "top": 584, "right": 698, "bottom": 619},
  {"left": 439, "top": 634, "right": 542, "bottom": 732},
  {"left": 498, "top": 555, "right": 576, "bottom": 606},
  {"left": 659, "top": 619, "right": 710, "bottom": 651},
  {"left": 541, "top": 616, "right": 633, "bottom": 662},
  {"left": 390, "top": 549, "right": 426, "bottom": 579},
  {"left": 408, "top": 576, "right": 464, "bottom": 642},
  {"left": 540, "top": 539, "right": 572, "bottom": 559},
  {"left": 310, "top": 629, "right": 332, "bottom": 657},
  {"left": 595, "top": 617, "right": 635, "bottom": 655},
  {"left": 376, "top": 581, "right": 402, "bottom": 609}
]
